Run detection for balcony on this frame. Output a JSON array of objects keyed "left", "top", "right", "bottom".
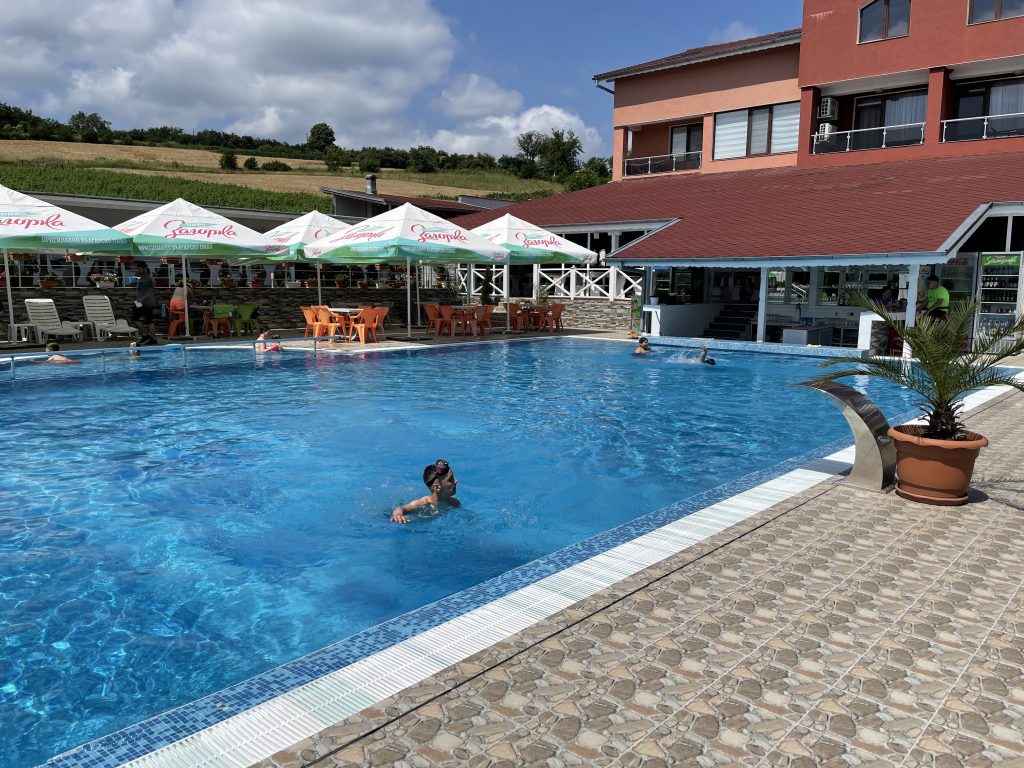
[
  {"left": 813, "top": 123, "right": 925, "bottom": 154},
  {"left": 623, "top": 151, "right": 701, "bottom": 176},
  {"left": 942, "top": 112, "right": 1024, "bottom": 142}
]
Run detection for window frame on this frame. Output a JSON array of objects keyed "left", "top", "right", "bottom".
[
  {"left": 669, "top": 122, "right": 703, "bottom": 156},
  {"left": 858, "top": 0, "right": 911, "bottom": 43},
  {"left": 969, "top": 0, "right": 1024, "bottom": 22},
  {"left": 712, "top": 102, "right": 800, "bottom": 160},
  {"left": 852, "top": 87, "right": 928, "bottom": 129}
]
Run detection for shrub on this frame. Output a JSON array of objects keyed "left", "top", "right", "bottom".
[
  {"left": 357, "top": 150, "right": 381, "bottom": 173},
  {"left": 563, "top": 169, "right": 604, "bottom": 192},
  {"left": 262, "top": 160, "right": 292, "bottom": 172},
  {"left": 219, "top": 151, "right": 239, "bottom": 170},
  {"left": 243, "top": 156, "right": 259, "bottom": 170}
]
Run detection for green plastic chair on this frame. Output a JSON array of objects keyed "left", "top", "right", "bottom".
[{"left": 233, "top": 303, "right": 261, "bottom": 335}]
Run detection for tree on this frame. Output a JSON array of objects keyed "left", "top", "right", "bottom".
[
  {"left": 219, "top": 151, "right": 239, "bottom": 170},
  {"left": 358, "top": 150, "right": 381, "bottom": 173},
  {"left": 243, "top": 156, "right": 259, "bottom": 170},
  {"left": 583, "top": 156, "right": 611, "bottom": 179},
  {"left": 536, "top": 129, "right": 582, "bottom": 180},
  {"left": 306, "top": 122, "right": 336, "bottom": 154},
  {"left": 515, "top": 131, "right": 545, "bottom": 162},
  {"left": 563, "top": 169, "right": 603, "bottom": 192},
  {"left": 407, "top": 145, "right": 440, "bottom": 173},
  {"left": 68, "top": 111, "right": 111, "bottom": 143},
  {"left": 323, "top": 147, "right": 351, "bottom": 171}
]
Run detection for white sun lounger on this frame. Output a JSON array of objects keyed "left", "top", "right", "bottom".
[
  {"left": 24, "top": 298, "right": 83, "bottom": 342},
  {"left": 83, "top": 295, "right": 140, "bottom": 339}
]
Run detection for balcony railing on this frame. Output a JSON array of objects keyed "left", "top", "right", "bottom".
[
  {"left": 942, "top": 112, "right": 1024, "bottom": 142},
  {"left": 623, "top": 151, "right": 701, "bottom": 176},
  {"left": 813, "top": 122, "right": 926, "bottom": 154}
]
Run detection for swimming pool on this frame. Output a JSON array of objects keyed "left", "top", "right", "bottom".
[{"left": 1, "top": 338, "right": 922, "bottom": 766}]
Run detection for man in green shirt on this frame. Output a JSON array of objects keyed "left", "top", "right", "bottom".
[{"left": 920, "top": 275, "right": 949, "bottom": 320}]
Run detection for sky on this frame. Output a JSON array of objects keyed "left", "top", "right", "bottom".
[{"left": 0, "top": 0, "right": 803, "bottom": 159}]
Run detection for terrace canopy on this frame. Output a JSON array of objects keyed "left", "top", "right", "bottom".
[
  {"left": 0, "top": 183, "right": 131, "bottom": 337},
  {"left": 114, "top": 198, "right": 284, "bottom": 336},
  {"left": 237, "top": 210, "right": 352, "bottom": 304},
  {"left": 304, "top": 203, "right": 509, "bottom": 338}
]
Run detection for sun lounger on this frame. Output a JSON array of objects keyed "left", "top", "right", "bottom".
[
  {"left": 24, "top": 298, "right": 83, "bottom": 342},
  {"left": 82, "top": 295, "right": 140, "bottom": 339}
]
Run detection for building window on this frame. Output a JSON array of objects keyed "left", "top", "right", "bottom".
[
  {"left": 852, "top": 89, "right": 926, "bottom": 148},
  {"left": 859, "top": 0, "right": 911, "bottom": 42},
  {"left": 669, "top": 123, "right": 703, "bottom": 156},
  {"left": 713, "top": 102, "right": 800, "bottom": 160},
  {"left": 970, "top": 0, "right": 1024, "bottom": 22},
  {"left": 946, "top": 77, "right": 1024, "bottom": 140}
]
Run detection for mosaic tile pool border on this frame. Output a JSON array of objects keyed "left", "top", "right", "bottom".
[
  {"left": 647, "top": 335, "right": 869, "bottom": 358},
  {"left": 43, "top": 348, "right": 1014, "bottom": 767}
]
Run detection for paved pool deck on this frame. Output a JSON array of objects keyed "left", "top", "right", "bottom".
[{"left": 257, "top": 390, "right": 1024, "bottom": 768}]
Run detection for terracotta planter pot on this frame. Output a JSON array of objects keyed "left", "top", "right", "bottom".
[
  {"left": 888, "top": 425, "right": 988, "bottom": 506},
  {"left": 116, "top": 255, "right": 134, "bottom": 264},
  {"left": 38, "top": 280, "right": 59, "bottom": 288}
]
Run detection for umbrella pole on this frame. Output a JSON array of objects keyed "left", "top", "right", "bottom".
[
  {"left": 317, "top": 263, "right": 322, "bottom": 306},
  {"left": 182, "top": 259, "right": 191, "bottom": 339},
  {"left": 405, "top": 255, "right": 413, "bottom": 339},
  {"left": 3, "top": 250, "right": 15, "bottom": 333},
  {"left": 415, "top": 260, "right": 422, "bottom": 327}
]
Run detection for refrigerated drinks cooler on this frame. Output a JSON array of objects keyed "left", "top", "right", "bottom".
[{"left": 976, "top": 252, "right": 1022, "bottom": 338}]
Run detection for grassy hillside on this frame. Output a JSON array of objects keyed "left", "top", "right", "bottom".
[{"left": 0, "top": 140, "right": 561, "bottom": 212}]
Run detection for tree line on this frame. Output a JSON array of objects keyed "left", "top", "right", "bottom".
[{"left": 0, "top": 104, "right": 611, "bottom": 190}]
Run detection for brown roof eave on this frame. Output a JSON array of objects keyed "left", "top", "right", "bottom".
[{"left": 593, "top": 29, "right": 801, "bottom": 84}]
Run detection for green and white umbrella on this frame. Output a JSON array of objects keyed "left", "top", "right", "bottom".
[
  {"left": 304, "top": 203, "right": 509, "bottom": 337},
  {"left": 238, "top": 210, "right": 352, "bottom": 304},
  {"left": 115, "top": 198, "right": 284, "bottom": 337},
  {"left": 0, "top": 183, "right": 131, "bottom": 334},
  {"left": 471, "top": 213, "right": 597, "bottom": 265}
]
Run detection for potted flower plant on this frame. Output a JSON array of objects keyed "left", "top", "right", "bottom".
[
  {"left": 219, "top": 275, "right": 237, "bottom": 288},
  {"left": 250, "top": 277, "right": 264, "bottom": 288},
  {"left": 38, "top": 273, "right": 64, "bottom": 288},
  {"left": 804, "top": 294, "right": 1024, "bottom": 505},
  {"left": 90, "top": 272, "right": 120, "bottom": 288}
]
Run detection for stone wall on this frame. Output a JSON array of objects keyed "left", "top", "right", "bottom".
[{"left": 1, "top": 287, "right": 633, "bottom": 339}]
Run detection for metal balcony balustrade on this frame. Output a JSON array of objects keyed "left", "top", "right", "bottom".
[
  {"left": 623, "top": 150, "right": 702, "bottom": 176},
  {"left": 812, "top": 122, "right": 926, "bottom": 154},
  {"left": 942, "top": 112, "right": 1024, "bottom": 142}
]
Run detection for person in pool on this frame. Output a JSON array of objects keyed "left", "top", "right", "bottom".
[
  {"left": 698, "top": 345, "right": 716, "bottom": 365},
  {"left": 391, "top": 459, "right": 460, "bottom": 524},
  {"left": 43, "top": 342, "right": 80, "bottom": 364},
  {"left": 633, "top": 337, "right": 653, "bottom": 355}
]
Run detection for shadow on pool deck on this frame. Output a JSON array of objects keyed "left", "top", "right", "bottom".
[{"left": 256, "top": 390, "right": 1024, "bottom": 768}]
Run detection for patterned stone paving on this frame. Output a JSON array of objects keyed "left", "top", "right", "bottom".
[{"left": 257, "top": 391, "right": 1024, "bottom": 768}]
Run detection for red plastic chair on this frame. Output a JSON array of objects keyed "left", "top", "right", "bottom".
[
  {"left": 168, "top": 298, "right": 188, "bottom": 336},
  {"left": 507, "top": 302, "right": 528, "bottom": 331}
]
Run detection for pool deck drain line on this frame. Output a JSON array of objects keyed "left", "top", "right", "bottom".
[{"left": 57, "top": 381, "right": 1018, "bottom": 768}]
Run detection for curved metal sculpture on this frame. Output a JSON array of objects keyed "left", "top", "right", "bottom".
[{"left": 804, "top": 381, "right": 896, "bottom": 490}]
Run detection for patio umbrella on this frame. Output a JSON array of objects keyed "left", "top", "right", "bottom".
[
  {"left": 114, "top": 198, "right": 284, "bottom": 337},
  {"left": 240, "top": 210, "right": 352, "bottom": 305},
  {"left": 304, "top": 203, "right": 509, "bottom": 339},
  {"left": 0, "top": 184, "right": 131, "bottom": 339},
  {"left": 471, "top": 213, "right": 598, "bottom": 331}
]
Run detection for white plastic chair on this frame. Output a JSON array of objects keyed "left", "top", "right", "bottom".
[
  {"left": 83, "top": 295, "right": 140, "bottom": 339},
  {"left": 24, "top": 298, "right": 83, "bottom": 342}
]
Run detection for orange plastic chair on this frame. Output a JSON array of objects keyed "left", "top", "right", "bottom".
[
  {"left": 436, "top": 305, "right": 456, "bottom": 336},
  {"left": 300, "top": 306, "right": 317, "bottom": 338},
  {"left": 168, "top": 298, "right": 188, "bottom": 336},
  {"left": 423, "top": 303, "right": 441, "bottom": 334},
  {"left": 480, "top": 305, "right": 495, "bottom": 335},
  {"left": 203, "top": 304, "right": 234, "bottom": 337},
  {"left": 316, "top": 306, "right": 347, "bottom": 342},
  {"left": 349, "top": 307, "right": 388, "bottom": 343},
  {"left": 539, "top": 303, "right": 565, "bottom": 333},
  {"left": 507, "top": 302, "right": 528, "bottom": 331}
]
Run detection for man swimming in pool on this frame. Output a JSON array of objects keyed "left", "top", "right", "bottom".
[
  {"left": 391, "top": 459, "right": 460, "bottom": 524},
  {"left": 698, "top": 345, "right": 716, "bottom": 365},
  {"left": 633, "top": 337, "right": 652, "bottom": 355}
]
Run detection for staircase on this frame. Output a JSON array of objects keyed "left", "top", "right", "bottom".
[{"left": 702, "top": 302, "right": 758, "bottom": 340}]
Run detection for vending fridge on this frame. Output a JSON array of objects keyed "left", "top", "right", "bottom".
[{"left": 976, "top": 252, "right": 1022, "bottom": 344}]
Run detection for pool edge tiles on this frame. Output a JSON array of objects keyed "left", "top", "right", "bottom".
[{"left": 46, "top": 382, "right": 1018, "bottom": 768}]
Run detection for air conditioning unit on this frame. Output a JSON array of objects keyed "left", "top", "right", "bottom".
[
  {"left": 817, "top": 96, "right": 839, "bottom": 120},
  {"left": 814, "top": 122, "right": 837, "bottom": 142}
]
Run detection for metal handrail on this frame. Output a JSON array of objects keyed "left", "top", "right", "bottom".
[
  {"left": 813, "top": 122, "right": 925, "bottom": 153},
  {"left": 941, "top": 111, "right": 1024, "bottom": 142},
  {"left": 623, "top": 150, "right": 702, "bottom": 176}
]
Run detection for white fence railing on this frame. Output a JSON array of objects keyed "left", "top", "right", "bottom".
[{"left": 455, "top": 265, "right": 641, "bottom": 302}]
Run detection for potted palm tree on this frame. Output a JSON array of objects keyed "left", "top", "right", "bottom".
[{"left": 804, "top": 294, "right": 1024, "bottom": 505}]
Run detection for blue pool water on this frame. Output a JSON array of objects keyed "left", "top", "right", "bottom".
[{"left": 0, "top": 338, "right": 921, "bottom": 766}]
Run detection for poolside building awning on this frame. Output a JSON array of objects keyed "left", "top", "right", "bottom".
[{"left": 453, "top": 151, "right": 1024, "bottom": 266}]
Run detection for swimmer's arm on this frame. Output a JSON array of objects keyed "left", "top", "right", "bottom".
[{"left": 391, "top": 495, "right": 431, "bottom": 524}]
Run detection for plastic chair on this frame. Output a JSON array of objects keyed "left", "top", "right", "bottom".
[
  {"left": 168, "top": 298, "right": 188, "bottom": 337},
  {"left": 83, "top": 295, "right": 140, "bottom": 339},
  {"left": 204, "top": 304, "right": 234, "bottom": 337},
  {"left": 316, "top": 306, "right": 347, "bottom": 342},
  {"left": 436, "top": 305, "right": 456, "bottom": 336},
  {"left": 233, "top": 303, "right": 261, "bottom": 335},
  {"left": 480, "top": 305, "right": 495, "bottom": 335},
  {"left": 539, "top": 303, "right": 565, "bottom": 333},
  {"left": 349, "top": 307, "right": 387, "bottom": 343},
  {"left": 24, "top": 298, "right": 82, "bottom": 342},
  {"left": 507, "top": 302, "right": 528, "bottom": 332},
  {"left": 423, "top": 303, "right": 441, "bottom": 334}
]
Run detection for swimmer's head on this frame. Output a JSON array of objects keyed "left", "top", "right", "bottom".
[{"left": 638, "top": 337, "right": 649, "bottom": 348}]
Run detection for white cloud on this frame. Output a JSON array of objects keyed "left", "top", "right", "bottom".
[
  {"left": 431, "top": 104, "right": 603, "bottom": 158},
  {"left": 706, "top": 20, "right": 761, "bottom": 44},
  {"left": 435, "top": 74, "right": 522, "bottom": 120}
]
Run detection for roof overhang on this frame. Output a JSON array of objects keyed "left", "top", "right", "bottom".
[
  {"left": 607, "top": 252, "right": 945, "bottom": 269},
  {"left": 939, "top": 201, "right": 1024, "bottom": 253}
]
